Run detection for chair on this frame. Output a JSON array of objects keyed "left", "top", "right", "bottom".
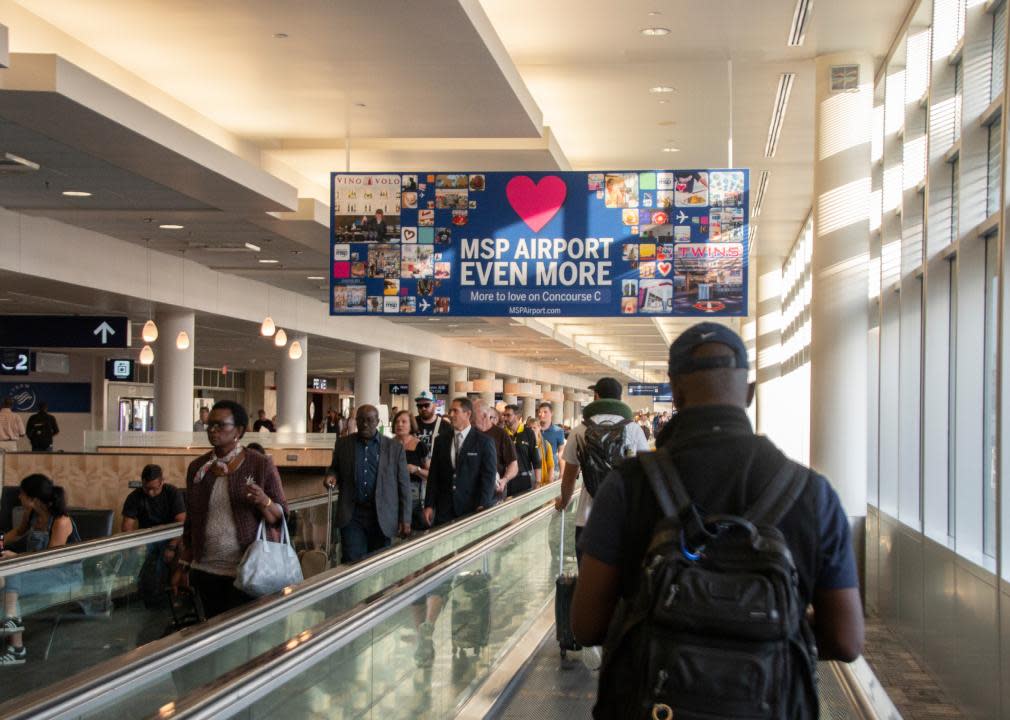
[{"left": 37, "top": 508, "right": 117, "bottom": 660}]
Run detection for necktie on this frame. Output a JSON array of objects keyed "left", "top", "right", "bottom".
[{"left": 453, "top": 432, "right": 462, "bottom": 469}]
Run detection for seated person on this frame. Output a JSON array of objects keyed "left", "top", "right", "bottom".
[
  {"left": 122, "top": 464, "right": 186, "bottom": 604},
  {"left": 0, "top": 474, "right": 83, "bottom": 666},
  {"left": 122, "top": 464, "right": 187, "bottom": 532}
]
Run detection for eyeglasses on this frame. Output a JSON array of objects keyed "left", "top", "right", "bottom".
[{"left": 206, "top": 421, "right": 236, "bottom": 431}]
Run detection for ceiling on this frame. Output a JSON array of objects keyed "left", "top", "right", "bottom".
[{"left": 0, "top": 0, "right": 914, "bottom": 384}]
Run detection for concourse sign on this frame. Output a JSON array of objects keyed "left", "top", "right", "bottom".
[
  {"left": 329, "top": 170, "right": 748, "bottom": 318},
  {"left": 0, "top": 316, "right": 131, "bottom": 349}
]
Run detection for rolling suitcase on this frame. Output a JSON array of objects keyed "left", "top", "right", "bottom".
[
  {"left": 451, "top": 558, "right": 492, "bottom": 658},
  {"left": 555, "top": 506, "right": 581, "bottom": 658}
]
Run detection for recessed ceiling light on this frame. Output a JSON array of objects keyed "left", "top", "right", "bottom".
[
  {"left": 273, "top": 32, "right": 288, "bottom": 39},
  {"left": 658, "top": 120, "right": 676, "bottom": 126},
  {"left": 649, "top": 86, "right": 676, "bottom": 94},
  {"left": 159, "top": 224, "right": 184, "bottom": 230},
  {"left": 662, "top": 146, "right": 680, "bottom": 152},
  {"left": 259, "top": 259, "right": 280, "bottom": 264},
  {"left": 307, "top": 275, "right": 325, "bottom": 280},
  {"left": 62, "top": 190, "right": 92, "bottom": 197},
  {"left": 647, "top": 10, "right": 662, "bottom": 16},
  {"left": 641, "top": 27, "right": 671, "bottom": 36},
  {"left": 244, "top": 242, "right": 261, "bottom": 252}
]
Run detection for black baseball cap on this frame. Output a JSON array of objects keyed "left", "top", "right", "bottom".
[
  {"left": 589, "top": 377, "right": 623, "bottom": 399},
  {"left": 668, "top": 322, "right": 749, "bottom": 377}
]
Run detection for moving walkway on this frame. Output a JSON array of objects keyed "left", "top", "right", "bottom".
[
  {"left": 0, "top": 485, "right": 557, "bottom": 717},
  {"left": 50, "top": 493, "right": 896, "bottom": 720}
]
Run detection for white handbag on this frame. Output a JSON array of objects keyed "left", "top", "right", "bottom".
[{"left": 234, "top": 511, "right": 304, "bottom": 597}]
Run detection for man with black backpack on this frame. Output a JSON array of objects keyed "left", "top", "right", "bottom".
[
  {"left": 554, "top": 377, "right": 649, "bottom": 563},
  {"left": 572, "top": 323, "right": 863, "bottom": 719},
  {"left": 25, "top": 401, "right": 59, "bottom": 452}
]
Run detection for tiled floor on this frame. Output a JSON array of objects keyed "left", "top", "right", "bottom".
[{"left": 862, "top": 615, "right": 966, "bottom": 720}]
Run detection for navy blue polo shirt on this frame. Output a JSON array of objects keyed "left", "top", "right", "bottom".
[{"left": 579, "top": 405, "right": 858, "bottom": 604}]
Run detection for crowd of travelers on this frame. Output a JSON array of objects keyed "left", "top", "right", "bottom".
[{"left": 0, "top": 321, "right": 863, "bottom": 719}]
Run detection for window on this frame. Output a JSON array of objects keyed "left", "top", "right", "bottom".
[
  {"left": 954, "top": 59, "right": 963, "bottom": 143},
  {"left": 993, "top": 0, "right": 1007, "bottom": 101},
  {"left": 989, "top": 1, "right": 1005, "bottom": 100},
  {"left": 989, "top": 118, "right": 1003, "bottom": 216},
  {"left": 948, "top": 257, "right": 958, "bottom": 538},
  {"left": 951, "top": 159, "right": 959, "bottom": 244},
  {"left": 983, "top": 234, "right": 1000, "bottom": 557}
]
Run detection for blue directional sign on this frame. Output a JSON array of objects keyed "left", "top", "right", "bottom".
[
  {"left": 0, "top": 316, "right": 131, "bottom": 349},
  {"left": 628, "top": 383, "right": 673, "bottom": 401}
]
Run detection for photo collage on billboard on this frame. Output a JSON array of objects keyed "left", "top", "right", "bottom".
[{"left": 330, "top": 170, "right": 747, "bottom": 317}]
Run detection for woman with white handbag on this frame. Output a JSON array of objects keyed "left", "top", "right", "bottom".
[{"left": 171, "top": 401, "right": 293, "bottom": 618}]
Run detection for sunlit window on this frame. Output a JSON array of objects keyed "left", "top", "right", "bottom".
[
  {"left": 948, "top": 257, "right": 958, "bottom": 539},
  {"left": 954, "top": 59, "right": 964, "bottom": 143},
  {"left": 988, "top": 118, "right": 1002, "bottom": 216},
  {"left": 984, "top": 234, "right": 1000, "bottom": 557},
  {"left": 993, "top": 0, "right": 1007, "bottom": 101}
]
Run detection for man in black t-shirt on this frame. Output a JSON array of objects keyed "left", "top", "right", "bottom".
[
  {"left": 25, "top": 402, "right": 59, "bottom": 451},
  {"left": 122, "top": 464, "right": 187, "bottom": 531},
  {"left": 414, "top": 391, "right": 451, "bottom": 460},
  {"left": 252, "top": 409, "right": 276, "bottom": 433}
]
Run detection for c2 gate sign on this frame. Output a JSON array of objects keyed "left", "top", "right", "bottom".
[{"left": 329, "top": 171, "right": 748, "bottom": 318}]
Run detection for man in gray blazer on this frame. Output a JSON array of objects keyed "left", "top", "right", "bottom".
[{"left": 325, "top": 404, "right": 411, "bottom": 563}]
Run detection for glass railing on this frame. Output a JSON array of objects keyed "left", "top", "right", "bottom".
[
  {"left": 0, "top": 492, "right": 335, "bottom": 706},
  {"left": 4, "top": 485, "right": 562, "bottom": 719},
  {"left": 150, "top": 495, "right": 577, "bottom": 720},
  {"left": 83, "top": 431, "right": 342, "bottom": 452}
]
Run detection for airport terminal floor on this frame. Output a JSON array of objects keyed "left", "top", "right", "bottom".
[{"left": 4, "top": 0, "right": 1010, "bottom": 717}]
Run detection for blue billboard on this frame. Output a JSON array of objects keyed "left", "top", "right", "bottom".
[{"left": 329, "top": 170, "right": 748, "bottom": 318}]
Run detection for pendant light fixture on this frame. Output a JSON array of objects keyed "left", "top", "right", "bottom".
[
  {"left": 288, "top": 339, "right": 303, "bottom": 360},
  {"left": 139, "top": 344, "right": 155, "bottom": 365},
  {"left": 260, "top": 315, "right": 276, "bottom": 337},
  {"left": 142, "top": 319, "right": 159, "bottom": 343},
  {"left": 274, "top": 328, "right": 287, "bottom": 347},
  {"left": 142, "top": 239, "right": 158, "bottom": 342},
  {"left": 176, "top": 330, "right": 190, "bottom": 350}
]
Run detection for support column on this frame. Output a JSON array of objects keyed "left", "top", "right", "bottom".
[
  {"left": 520, "top": 393, "right": 536, "bottom": 420},
  {"left": 503, "top": 376, "right": 519, "bottom": 406},
  {"left": 479, "top": 370, "right": 496, "bottom": 406},
  {"left": 563, "top": 391, "right": 576, "bottom": 428},
  {"left": 409, "top": 358, "right": 430, "bottom": 404},
  {"left": 756, "top": 256, "right": 785, "bottom": 444},
  {"left": 277, "top": 334, "right": 308, "bottom": 433},
  {"left": 550, "top": 385, "right": 563, "bottom": 425},
  {"left": 153, "top": 309, "right": 194, "bottom": 433},
  {"left": 810, "top": 53, "right": 872, "bottom": 523},
  {"left": 449, "top": 366, "right": 469, "bottom": 399},
  {"left": 355, "top": 349, "right": 381, "bottom": 408}
]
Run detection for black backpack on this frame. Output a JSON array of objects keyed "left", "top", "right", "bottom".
[
  {"left": 27, "top": 414, "right": 54, "bottom": 449},
  {"left": 576, "top": 417, "right": 631, "bottom": 496},
  {"left": 594, "top": 448, "right": 819, "bottom": 720}
]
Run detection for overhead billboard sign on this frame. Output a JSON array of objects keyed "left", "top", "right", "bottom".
[
  {"left": 329, "top": 171, "right": 748, "bottom": 318},
  {"left": 628, "top": 382, "right": 673, "bottom": 402}
]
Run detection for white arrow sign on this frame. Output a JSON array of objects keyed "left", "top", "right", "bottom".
[{"left": 93, "top": 321, "right": 116, "bottom": 345}]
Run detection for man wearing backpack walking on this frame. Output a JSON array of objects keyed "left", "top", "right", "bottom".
[
  {"left": 571, "top": 322, "right": 863, "bottom": 719},
  {"left": 554, "top": 377, "right": 649, "bottom": 563}
]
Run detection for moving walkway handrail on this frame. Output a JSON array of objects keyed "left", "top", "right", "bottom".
[
  {"left": 3, "top": 483, "right": 559, "bottom": 720},
  {"left": 156, "top": 493, "right": 560, "bottom": 720},
  {"left": 0, "top": 491, "right": 334, "bottom": 578}
]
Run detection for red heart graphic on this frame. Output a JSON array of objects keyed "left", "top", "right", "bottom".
[
  {"left": 506, "top": 175, "right": 567, "bottom": 233},
  {"left": 657, "top": 261, "right": 672, "bottom": 276}
]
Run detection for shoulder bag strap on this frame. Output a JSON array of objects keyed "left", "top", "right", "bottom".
[
  {"left": 638, "top": 448, "right": 692, "bottom": 520},
  {"left": 743, "top": 457, "right": 810, "bottom": 527}
]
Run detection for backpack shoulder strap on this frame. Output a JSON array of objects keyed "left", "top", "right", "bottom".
[
  {"left": 743, "top": 456, "right": 810, "bottom": 527},
  {"left": 638, "top": 448, "right": 692, "bottom": 520}
]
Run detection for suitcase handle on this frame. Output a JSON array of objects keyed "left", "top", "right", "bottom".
[{"left": 558, "top": 502, "right": 566, "bottom": 577}]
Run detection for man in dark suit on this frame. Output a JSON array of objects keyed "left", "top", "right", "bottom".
[
  {"left": 325, "top": 404, "right": 411, "bottom": 563},
  {"left": 423, "top": 397, "right": 496, "bottom": 527}
]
